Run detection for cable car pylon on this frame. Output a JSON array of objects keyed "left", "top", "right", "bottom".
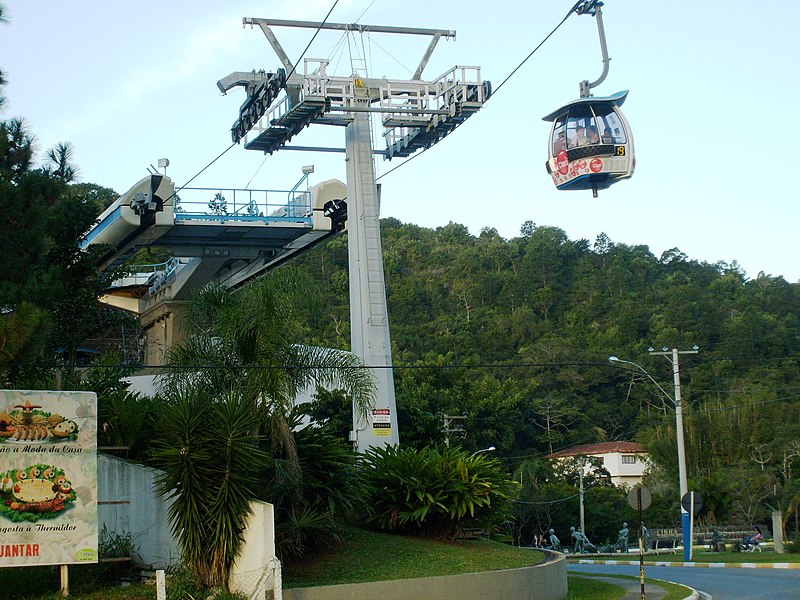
[
  {"left": 218, "top": 18, "right": 490, "bottom": 452},
  {"left": 544, "top": 1, "right": 635, "bottom": 197}
]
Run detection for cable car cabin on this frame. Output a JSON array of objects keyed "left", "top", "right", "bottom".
[{"left": 543, "top": 90, "right": 634, "bottom": 194}]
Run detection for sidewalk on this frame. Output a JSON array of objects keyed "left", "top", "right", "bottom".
[{"left": 571, "top": 557, "right": 800, "bottom": 569}]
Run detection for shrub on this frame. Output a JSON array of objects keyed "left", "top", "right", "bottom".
[
  {"left": 265, "top": 417, "right": 364, "bottom": 562},
  {"left": 786, "top": 531, "right": 800, "bottom": 553},
  {"left": 151, "top": 387, "right": 269, "bottom": 590},
  {"left": 360, "top": 445, "right": 518, "bottom": 540}
]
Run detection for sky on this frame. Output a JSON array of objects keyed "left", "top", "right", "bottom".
[{"left": 2, "top": 0, "right": 799, "bottom": 281}]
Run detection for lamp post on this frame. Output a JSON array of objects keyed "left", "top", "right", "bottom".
[
  {"left": 471, "top": 446, "right": 496, "bottom": 457},
  {"left": 609, "top": 353, "right": 694, "bottom": 561}
]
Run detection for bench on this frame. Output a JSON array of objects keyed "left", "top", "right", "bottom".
[
  {"left": 650, "top": 528, "right": 681, "bottom": 554},
  {"left": 699, "top": 526, "right": 770, "bottom": 552},
  {"left": 651, "top": 526, "right": 770, "bottom": 553},
  {"left": 652, "top": 538, "right": 679, "bottom": 554}
]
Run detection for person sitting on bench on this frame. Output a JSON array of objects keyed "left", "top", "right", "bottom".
[{"left": 742, "top": 525, "right": 762, "bottom": 551}]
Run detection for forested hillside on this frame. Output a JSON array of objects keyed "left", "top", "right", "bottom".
[{"left": 297, "top": 218, "right": 800, "bottom": 527}]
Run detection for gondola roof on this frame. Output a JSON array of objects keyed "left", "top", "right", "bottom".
[{"left": 542, "top": 90, "right": 629, "bottom": 122}]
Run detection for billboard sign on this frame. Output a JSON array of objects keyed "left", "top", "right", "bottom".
[{"left": 0, "top": 390, "right": 98, "bottom": 567}]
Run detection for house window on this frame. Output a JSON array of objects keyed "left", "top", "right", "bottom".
[{"left": 621, "top": 455, "right": 637, "bottom": 464}]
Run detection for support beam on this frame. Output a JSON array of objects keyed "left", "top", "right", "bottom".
[
  {"left": 346, "top": 110, "right": 399, "bottom": 450},
  {"left": 245, "top": 17, "right": 455, "bottom": 39}
]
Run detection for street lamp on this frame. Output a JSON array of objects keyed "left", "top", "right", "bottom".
[
  {"left": 471, "top": 446, "right": 496, "bottom": 457},
  {"left": 608, "top": 354, "right": 691, "bottom": 560}
]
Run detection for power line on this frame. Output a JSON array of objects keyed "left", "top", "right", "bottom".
[
  {"left": 285, "top": 0, "right": 340, "bottom": 82},
  {"left": 18, "top": 355, "right": 800, "bottom": 376},
  {"left": 169, "top": 142, "right": 237, "bottom": 204},
  {"left": 214, "top": 0, "right": 342, "bottom": 191},
  {"left": 514, "top": 493, "right": 580, "bottom": 505},
  {"left": 376, "top": 149, "right": 424, "bottom": 181},
  {"left": 491, "top": 1, "right": 581, "bottom": 98}
]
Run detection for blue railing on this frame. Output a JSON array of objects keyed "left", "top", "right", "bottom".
[
  {"left": 173, "top": 187, "right": 312, "bottom": 224},
  {"left": 109, "top": 258, "right": 178, "bottom": 291}
]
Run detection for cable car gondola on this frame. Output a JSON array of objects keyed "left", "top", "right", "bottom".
[
  {"left": 543, "top": 0, "right": 634, "bottom": 197},
  {"left": 543, "top": 90, "right": 634, "bottom": 194}
]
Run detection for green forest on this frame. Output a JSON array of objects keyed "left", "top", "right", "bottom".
[{"left": 294, "top": 219, "right": 800, "bottom": 536}]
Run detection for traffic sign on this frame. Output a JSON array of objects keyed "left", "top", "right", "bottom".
[
  {"left": 627, "top": 485, "right": 651, "bottom": 511},
  {"left": 681, "top": 491, "right": 702, "bottom": 515}
]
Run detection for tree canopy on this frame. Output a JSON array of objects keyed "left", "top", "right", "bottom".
[{"left": 294, "top": 219, "right": 800, "bottom": 529}]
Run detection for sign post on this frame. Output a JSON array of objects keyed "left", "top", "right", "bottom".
[
  {"left": 627, "top": 486, "right": 651, "bottom": 600},
  {"left": 681, "top": 492, "right": 702, "bottom": 561}
]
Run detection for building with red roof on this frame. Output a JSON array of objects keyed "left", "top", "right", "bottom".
[{"left": 549, "top": 441, "right": 649, "bottom": 487}]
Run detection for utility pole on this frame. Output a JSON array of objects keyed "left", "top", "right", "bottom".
[
  {"left": 649, "top": 346, "right": 698, "bottom": 561},
  {"left": 574, "top": 455, "right": 589, "bottom": 534},
  {"left": 443, "top": 414, "right": 466, "bottom": 448}
]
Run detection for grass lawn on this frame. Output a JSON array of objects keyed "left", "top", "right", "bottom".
[
  {"left": 4, "top": 529, "right": 719, "bottom": 599},
  {"left": 282, "top": 527, "right": 692, "bottom": 600},
  {"left": 0, "top": 563, "right": 154, "bottom": 600},
  {"left": 283, "top": 526, "right": 546, "bottom": 588},
  {"left": 570, "top": 573, "right": 692, "bottom": 600},
  {"left": 565, "top": 576, "right": 626, "bottom": 599}
]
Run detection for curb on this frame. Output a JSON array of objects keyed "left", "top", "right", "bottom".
[
  {"left": 664, "top": 579, "right": 700, "bottom": 600},
  {"left": 572, "top": 558, "right": 800, "bottom": 569}
]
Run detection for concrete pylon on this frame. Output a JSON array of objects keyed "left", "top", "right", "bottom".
[{"left": 345, "top": 109, "right": 399, "bottom": 451}]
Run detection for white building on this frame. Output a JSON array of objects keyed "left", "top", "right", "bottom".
[{"left": 549, "top": 441, "right": 648, "bottom": 488}]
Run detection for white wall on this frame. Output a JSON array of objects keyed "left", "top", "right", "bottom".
[
  {"left": 599, "top": 452, "right": 647, "bottom": 487},
  {"left": 98, "top": 454, "right": 181, "bottom": 569},
  {"left": 98, "top": 454, "right": 276, "bottom": 577}
]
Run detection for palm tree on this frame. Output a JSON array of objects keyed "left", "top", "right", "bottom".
[
  {"left": 153, "top": 385, "right": 269, "bottom": 590},
  {"left": 159, "top": 267, "right": 374, "bottom": 458},
  {"left": 153, "top": 267, "right": 375, "bottom": 588}
]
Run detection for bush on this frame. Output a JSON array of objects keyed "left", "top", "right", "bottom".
[
  {"left": 359, "top": 445, "right": 518, "bottom": 540},
  {"left": 265, "top": 418, "right": 364, "bottom": 562},
  {"left": 786, "top": 531, "right": 800, "bottom": 553}
]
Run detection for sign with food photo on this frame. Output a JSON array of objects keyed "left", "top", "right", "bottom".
[{"left": 0, "top": 390, "right": 97, "bottom": 567}]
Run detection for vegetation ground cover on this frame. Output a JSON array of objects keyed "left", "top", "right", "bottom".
[
  {"left": 0, "top": 566, "right": 642, "bottom": 600},
  {"left": 2, "top": 6, "right": 800, "bottom": 596},
  {"left": 565, "top": 576, "right": 626, "bottom": 600},
  {"left": 571, "top": 573, "right": 692, "bottom": 600},
  {"left": 0, "top": 564, "right": 153, "bottom": 600},
  {"left": 282, "top": 526, "right": 545, "bottom": 587}
]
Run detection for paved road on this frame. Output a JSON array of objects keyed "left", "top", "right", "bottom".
[{"left": 568, "top": 562, "right": 800, "bottom": 599}]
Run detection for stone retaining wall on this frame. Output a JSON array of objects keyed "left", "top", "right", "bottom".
[{"left": 283, "top": 552, "right": 568, "bottom": 600}]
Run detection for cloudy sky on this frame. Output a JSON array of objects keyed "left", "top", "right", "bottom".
[{"left": 2, "top": 0, "right": 798, "bottom": 280}]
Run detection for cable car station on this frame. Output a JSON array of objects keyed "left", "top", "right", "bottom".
[
  {"left": 81, "top": 16, "right": 492, "bottom": 452},
  {"left": 81, "top": 2, "right": 634, "bottom": 452}
]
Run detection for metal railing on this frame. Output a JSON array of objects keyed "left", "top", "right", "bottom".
[
  {"left": 174, "top": 187, "right": 312, "bottom": 223},
  {"left": 382, "top": 64, "right": 485, "bottom": 148}
]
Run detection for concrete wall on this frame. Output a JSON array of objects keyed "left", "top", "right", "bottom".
[
  {"left": 98, "top": 454, "right": 181, "bottom": 569},
  {"left": 230, "top": 501, "right": 277, "bottom": 597},
  {"left": 283, "top": 553, "right": 568, "bottom": 600},
  {"left": 98, "top": 455, "right": 278, "bottom": 581}
]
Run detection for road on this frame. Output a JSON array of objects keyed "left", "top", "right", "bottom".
[{"left": 568, "top": 562, "right": 800, "bottom": 599}]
